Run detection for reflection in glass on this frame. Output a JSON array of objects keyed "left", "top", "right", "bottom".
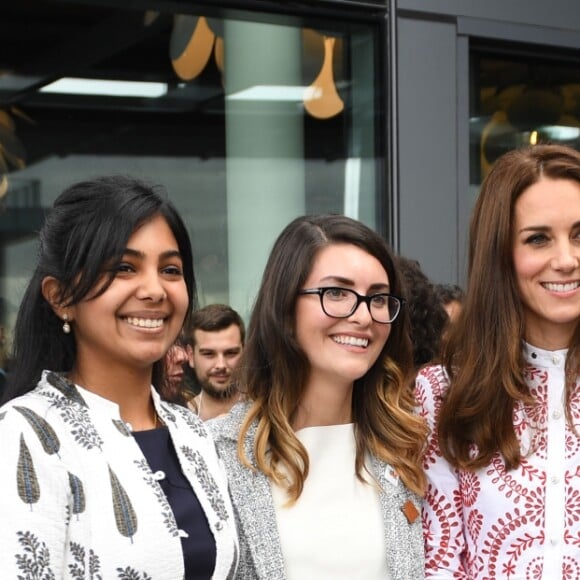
[
  {"left": 0, "top": 2, "right": 383, "bottom": 342},
  {"left": 470, "top": 52, "right": 580, "bottom": 185}
]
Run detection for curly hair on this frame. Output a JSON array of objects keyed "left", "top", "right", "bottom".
[
  {"left": 434, "top": 283, "right": 465, "bottom": 308},
  {"left": 397, "top": 256, "right": 448, "bottom": 369}
]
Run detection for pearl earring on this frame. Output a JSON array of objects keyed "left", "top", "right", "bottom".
[{"left": 62, "top": 314, "right": 71, "bottom": 334}]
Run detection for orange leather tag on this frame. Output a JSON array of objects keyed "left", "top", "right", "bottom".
[{"left": 402, "top": 499, "right": 420, "bottom": 524}]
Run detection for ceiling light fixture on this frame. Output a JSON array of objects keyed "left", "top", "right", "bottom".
[
  {"left": 40, "top": 78, "right": 168, "bottom": 98},
  {"left": 227, "top": 85, "right": 317, "bottom": 102}
]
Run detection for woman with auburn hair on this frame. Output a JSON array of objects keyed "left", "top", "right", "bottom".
[
  {"left": 416, "top": 144, "right": 580, "bottom": 578},
  {"left": 211, "top": 214, "right": 427, "bottom": 579}
]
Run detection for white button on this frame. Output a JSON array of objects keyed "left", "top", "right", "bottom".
[
  {"left": 551, "top": 476, "right": 559, "bottom": 485},
  {"left": 550, "top": 538, "right": 558, "bottom": 546},
  {"left": 552, "top": 355, "right": 560, "bottom": 365},
  {"left": 552, "top": 410, "right": 562, "bottom": 420},
  {"left": 153, "top": 470, "right": 166, "bottom": 481}
]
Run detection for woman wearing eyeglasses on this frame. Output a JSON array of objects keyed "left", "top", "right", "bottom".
[{"left": 210, "top": 214, "right": 427, "bottom": 579}]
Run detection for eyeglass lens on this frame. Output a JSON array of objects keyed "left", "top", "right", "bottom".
[{"left": 322, "top": 288, "right": 400, "bottom": 323}]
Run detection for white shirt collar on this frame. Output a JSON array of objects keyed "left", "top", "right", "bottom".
[{"left": 522, "top": 341, "right": 567, "bottom": 368}]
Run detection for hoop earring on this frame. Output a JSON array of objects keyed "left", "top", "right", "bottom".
[{"left": 62, "top": 314, "right": 71, "bottom": 334}]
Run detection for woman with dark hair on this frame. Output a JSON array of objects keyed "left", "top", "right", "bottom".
[
  {"left": 416, "top": 144, "right": 580, "bottom": 578},
  {"left": 0, "top": 176, "right": 238, "bottom": 578},
  {"left": 433, "top": 283, "right": 464, "bottom": 326},
  {"left": 211, "top": 214, "right": 427, "bottom": 579},
  {"left": 396, "top": 256, "right": 448, "bottom": 370}
]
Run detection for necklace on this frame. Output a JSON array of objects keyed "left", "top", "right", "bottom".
[{"left": 196, "top": 391, "right": 203, "bottom": 419}]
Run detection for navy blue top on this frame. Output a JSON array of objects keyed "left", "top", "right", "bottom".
[{"left": 133, "top": 426, "right": 216, "bottom": 580}]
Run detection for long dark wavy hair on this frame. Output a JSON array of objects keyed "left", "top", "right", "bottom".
[
  {"left": 237, "top": 214, "right": 428, "bottom": 500},
  {"left": 2, "top": 175, "right": 196, "bottom": 404},
  {"left": 438, "top": 144, "right": 580, "bottom": 470}
]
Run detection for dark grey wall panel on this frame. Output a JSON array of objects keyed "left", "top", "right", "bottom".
[
  {"left": 397, "top": 0, "right": 580, "bottom": 32},
  {"left": 397, "top": 16, "right": 458, "bottom": 284}
]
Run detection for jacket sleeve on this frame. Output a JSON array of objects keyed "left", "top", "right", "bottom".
[
  {"left": 0, "top": 404, "right": 69, "bottom": 578},
  {"left": 415, "top": 366, "right": 469, "bottom": 579}
]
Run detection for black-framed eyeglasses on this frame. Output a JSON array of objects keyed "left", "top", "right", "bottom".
[{"left": 298, "top": 286, "right": 405, "bottom": 324}]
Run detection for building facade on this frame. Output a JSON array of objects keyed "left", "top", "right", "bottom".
[{"left": 0, "top": 0, "right": 579, "bottom": 339}]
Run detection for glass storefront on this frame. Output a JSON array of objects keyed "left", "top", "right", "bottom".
[{"left": 0, "top": 1, "right": 386, "bottom": 347}]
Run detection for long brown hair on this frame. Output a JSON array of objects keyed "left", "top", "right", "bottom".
[
  {"left": 237, "top": 214, "right": 427, "bottom": 500},
  {"left": 438, "top": 144, "right": 580, "bottom": 470}
]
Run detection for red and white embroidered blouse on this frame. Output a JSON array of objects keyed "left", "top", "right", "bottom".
[{"left": 415, "top": 344, "right": 580, "bottom": 579}]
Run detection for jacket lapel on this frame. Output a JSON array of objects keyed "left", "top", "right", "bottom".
[
  {"left": 214, "top": 404, "right": 287, "bottom": 580},
  {"left": 370, "top": 455, "right": 424, "bottom": 580},
  {"left": 214, "top": 407, "right": 423, "bottom": 580}
]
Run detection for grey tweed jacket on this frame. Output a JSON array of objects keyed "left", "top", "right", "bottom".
[{"left": 210, "top": 402, "right": 425, "bottom": 580}]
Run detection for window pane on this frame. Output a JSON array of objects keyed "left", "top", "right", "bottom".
[
  {"left": 470, "top": 50, "right": 580, "bottom": 186},
  {"left": 0, "top": 2, "right": 384, "bottom": 345}
]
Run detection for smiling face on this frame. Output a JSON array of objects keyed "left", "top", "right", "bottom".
[
  {"left": 190, "top": 324, "right": 243, "bottom": 400},
  {"left": 65, "top": 214, "right": 189, "bottom": 382},
  {"left": 295, "top": 243, "right": 392, "bottom": 393},
  {"left": 512, "top": 177, "right": 580, "bottom": 349}
]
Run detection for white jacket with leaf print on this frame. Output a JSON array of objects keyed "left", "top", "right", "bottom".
[{"left": 0, "top": 370, "right": 238, "bottom": 580}]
